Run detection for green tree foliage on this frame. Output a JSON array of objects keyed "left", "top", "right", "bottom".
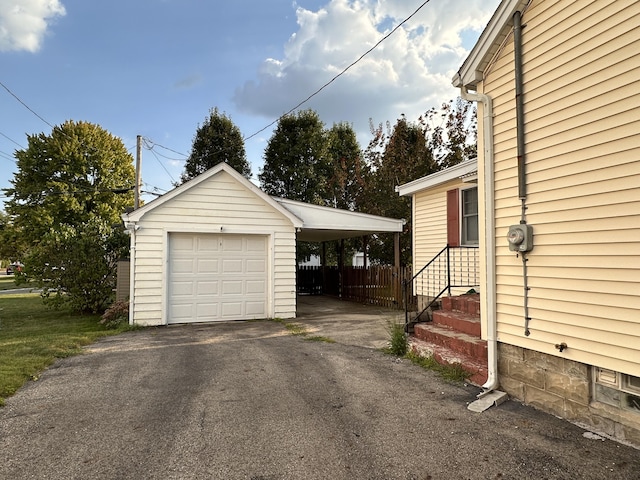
[
  {"left": 422, "top": 98, "right": 477, "bottom": 168},
  {"left": 180, "top": 108, "right": 250, "bottom": 183},
  {"left": 361, "top": 116, "right": 438, "bottom": 265},
  {"left": 4, "top": 120, "right": 135, "bottom": 312},
  {"left": 0, "top": 212, "right": 28, "bottom": 263},
  {"left": 259, "top": 109, "right": 327, "bottom": 204},
  {"left": 324, "top": 122, "right": 368, "bottom": 210}
]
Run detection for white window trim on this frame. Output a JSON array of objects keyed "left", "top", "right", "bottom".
[{"left": 460, "top": 185, "right": 479, "bottom": 246}]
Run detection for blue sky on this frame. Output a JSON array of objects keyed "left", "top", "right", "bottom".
[{"left": 0, "top": 0, "right": 500, "bottom": 206}]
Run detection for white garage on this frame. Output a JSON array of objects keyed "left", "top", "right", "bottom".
[{"left": 121, "top": 163, "right": 404, "bottom": 326}]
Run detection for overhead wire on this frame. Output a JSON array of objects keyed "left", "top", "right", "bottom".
[
  {"left": 145, "top": 143, "right": 178, "bottom": 184},
  {"left": 2, "top": 0, "right": 433, "bottom": 194},
  {"left": 0, "top": 130, "right": 25, "bottom": 149},
  {"left": 244, "top": 0, "right": 432, "bottom": 142}
]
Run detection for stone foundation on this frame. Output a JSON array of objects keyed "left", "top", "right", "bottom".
[{"left": 498, "top": 343, "right": 640, "bottom": 448}]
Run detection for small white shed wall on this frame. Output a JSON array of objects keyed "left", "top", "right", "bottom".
[{"left": 130, "top": 170, "right": 296, "bottom": 326}]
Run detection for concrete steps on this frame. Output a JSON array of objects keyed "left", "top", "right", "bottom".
[{"left": 409, "top": 293, "right": 488, "bottom": 386}]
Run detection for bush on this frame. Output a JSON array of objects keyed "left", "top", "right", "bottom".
[{"left": 100, "top": 301, "right": 129, "bottom": 329}]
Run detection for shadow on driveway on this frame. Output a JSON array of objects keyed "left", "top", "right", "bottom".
[{"left": 295, "top": 294, "right": 404, "bottom": 349}]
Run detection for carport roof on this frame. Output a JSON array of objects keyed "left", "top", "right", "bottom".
[
  {"left": 274, "top": 197, "right": 405, "bottom": 242},
  {"left": 122, "top": 162, "right": 404, "bottom": 242}
]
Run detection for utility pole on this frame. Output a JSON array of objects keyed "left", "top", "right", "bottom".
[{"left": 135, "top": 135, "right": 142, "bottom": 209}]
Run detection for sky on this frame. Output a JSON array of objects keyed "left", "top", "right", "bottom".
[{"left": 0, "top": 0, "right": 500, "bottom": 206}]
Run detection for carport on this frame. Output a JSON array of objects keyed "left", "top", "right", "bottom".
[{"left": 121, "top": 163, "right": 404, "bottom": 326}]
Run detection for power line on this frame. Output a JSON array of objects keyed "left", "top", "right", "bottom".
[
  {"left": 244, "top": 0, "right": 432, "bottom": 142},
  {"left": 0, "top": 150, "right": 16, "bottom": 162},
  {"left": 142, "top": 138, "right": 188, "bottom": 158},
  {"left": 0, "top": 80, "right": 55, "bottom": 129},
  {"left": 145, "top": 144, "right": 178, "bottom": 184},
  {"left": 0, "top": 130, "right": 25, "bottom": 149}
]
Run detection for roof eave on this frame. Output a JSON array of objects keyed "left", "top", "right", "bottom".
[
  {"left": 453, "top": 0, "right": 531, "bottom": 89},
  {"left": 396, "top": 158, "right": 478, "bottom": 196},
  {"left": 121, "top": 163, "right": 303, "bottom": 228}
]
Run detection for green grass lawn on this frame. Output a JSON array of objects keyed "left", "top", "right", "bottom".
[
  {"left": 0, "top": 276, "right": 22, "bottom": 291},
  {"left": 0, "top": 293, "right": 130, "bottom": 406}
]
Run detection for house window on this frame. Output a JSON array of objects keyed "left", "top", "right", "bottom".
[
  {"left": 447, "top": 186, "right": 479, "bottom": 247},
  {"left": 461, "top": 187, "right": 478, "bottom": 245}
]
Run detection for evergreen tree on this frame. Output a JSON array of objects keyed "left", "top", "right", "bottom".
[
  {"left": 180, "top": 108, "right": 250, "bottom": 183},
  {"left": 259, "top": 109, "right": 327, "bottom": 204}
]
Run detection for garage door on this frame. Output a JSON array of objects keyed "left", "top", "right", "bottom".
[{"left": 168, "top": 233, "right": 268, "bottom": 324}]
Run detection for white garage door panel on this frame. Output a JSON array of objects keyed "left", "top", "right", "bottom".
[
  {"left": 222, "top": 259, "right": 243, "bottom": 273},
  {"left": 246, "top": 280, "right": 266, "bottom": 294},
  {"left": 222, "top": 280, "right": 243, "bottom": 295},
  {"left": 197, "top": 281, "right": 219, "bottom": 295},
  {"left": 246, "top": 259, "right": 266, "bottom": 273},
  {"left": 246, "top": 301, "right": 266, "bottom": 315},
  {"left": 221, "top": 302, "right": 242, "bottom": 317},
  {"left": 172, "top": 259, "right": 195, "bottom": 274},
  {"left": 197, "top": 258, "right": 219, "bottom": 273},
  {"left": 172, "top": 280, "right": 194, "bottom": 296},
  {"left": 168, "top": 233, "right": 268, "bottom": 324},
  {"left": 171, "top": 303, "right": 194, "bottom": 320}
]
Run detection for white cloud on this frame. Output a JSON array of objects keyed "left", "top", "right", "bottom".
[
  {"left": 0, "top": 0, "right": 66, "bottom": 53},
  {"left": 234, "top": 0, "right": 498, "bottom": 137}
]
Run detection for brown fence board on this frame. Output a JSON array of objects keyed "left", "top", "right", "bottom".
[{"left": 297, "top": 265, "right": 412, "bottom": 310}]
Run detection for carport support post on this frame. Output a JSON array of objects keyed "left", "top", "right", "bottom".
[
  {"left": 394, "top": 232, "right": 401, "bottom": 307},
  {"left": 339, "top": 239, "right": 345, "bottom": 298},
  {"left": 362, "top": 235, "right": 368, "bottom": 269},
  {"left": 321, "top": 241, "right": 327, "bottom": 294},
  {"left": 394, "top": 232, "right": 400, "bottom": 269}
]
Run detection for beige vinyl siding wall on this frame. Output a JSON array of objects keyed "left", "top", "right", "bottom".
[
  {"left": 412, "top": 180, "right": 478, "bottom": 297},
  {"left": 131, "top": 170, "right": 296, "bottom": 326},
  {"left": 483, "top": 0, "right": 640, "bottom": 375}
]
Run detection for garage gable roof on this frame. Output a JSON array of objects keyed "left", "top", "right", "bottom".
[
  {"left": 274, "top": 198, "right": 405, "bottom": 242},
  {"left": 396, "top": 158, "right": 478, "bottom": 197},
  {"left": 452, "top": 0, "right": 530, "bottom": 89},
  {"left": 122, "top": 162, "right": 303, "bottom": 228}
]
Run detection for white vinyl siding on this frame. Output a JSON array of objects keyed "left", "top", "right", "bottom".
[
  {"left": 483, "top": 0, "right": 640, "bottom": 375},
  {"left": 130, "top": 170, "right": 296, "bottom": 326}
]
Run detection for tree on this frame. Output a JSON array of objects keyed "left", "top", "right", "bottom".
[
  {"left": 259, "top": 109, "right": 327, "bottom": 204},
  {"left": 361, "top": 116, "right": 438, "bottom": 265},
  {"left": 324, "top": 122, "right": 368, "bottom": 210},
  {"left": 0, "top": 211, "right": 28, "bottom": 263},
  {"left": 422, "top": 98, "right": 477, "bottom": 168},
  {"left": 180, "top": 108, "right": 250, "bottom": 183},
  {"left": 4, "top": 120, "right": 135, "bottom": 312}
]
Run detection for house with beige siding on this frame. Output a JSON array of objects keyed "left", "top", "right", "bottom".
[
  {"left": 397, "top": 158, "right": 481, "bottom": 308},
  {"left": 404, "top": 0, "right": 640, "bottom": 446},
  {"left": 121, "top": 162, "right": 404, "bottom": 327}
]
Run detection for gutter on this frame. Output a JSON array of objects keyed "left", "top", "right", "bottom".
[{"left": 457, "top": 81, "right": 499, "bottom": 394}]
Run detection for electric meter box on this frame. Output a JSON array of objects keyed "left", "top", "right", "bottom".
[{"left": 507, "top": 224, "right": 533, "bottom": 252}]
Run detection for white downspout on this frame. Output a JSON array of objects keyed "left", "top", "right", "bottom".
[
  {"left": 124, "top": 220, "right": 137, "bottom": 326},
  {"left": 459, "top": 83, "right": 499, "bottom": 394}
]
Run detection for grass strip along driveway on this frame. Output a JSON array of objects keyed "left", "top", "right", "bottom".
[{"left": 0, "top": 293, "right": 128, "bottom": 406}]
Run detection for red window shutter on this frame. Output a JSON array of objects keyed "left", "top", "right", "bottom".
[{"left": 447, "top": 188, "right": 460, "bottom": 247}]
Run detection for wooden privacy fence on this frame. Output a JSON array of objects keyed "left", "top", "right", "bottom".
[{"left": 297, "top": 265, "right": 413, "bottom": 310}]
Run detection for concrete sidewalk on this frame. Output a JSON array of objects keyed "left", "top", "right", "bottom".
[{"left": 295, "top": 294, "right": 404, "bottom": 350}]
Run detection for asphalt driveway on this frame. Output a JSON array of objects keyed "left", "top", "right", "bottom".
[{"left": 1, "top": 297, "right": 639, "bottom": 479}]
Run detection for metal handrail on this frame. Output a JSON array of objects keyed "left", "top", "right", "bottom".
[{"left": 404, "top": 245, "right": 479, "bottom": 328}]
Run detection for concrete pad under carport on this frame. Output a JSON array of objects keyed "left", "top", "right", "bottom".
[{"left": 295, "top": 295, "right": 404, "bottom": 349}]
